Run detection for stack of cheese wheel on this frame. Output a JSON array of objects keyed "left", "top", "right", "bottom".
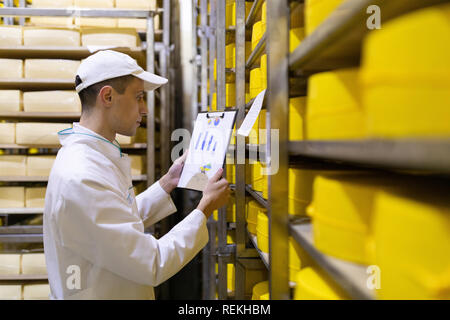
[
  {"left": 306, "top": 68, "right": 366, "bottom": 140},
  {"left": 373, "top": 189, "right": 450, "bottom": 299},
  {"left": 360, "top": 3, "right": 450, "bottom": 138}
]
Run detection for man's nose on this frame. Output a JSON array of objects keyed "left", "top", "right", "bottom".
[{"left": 140, "top": 100, "right": 148, "bottom": 116}]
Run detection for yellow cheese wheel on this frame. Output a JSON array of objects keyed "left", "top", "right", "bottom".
[
  {"left": 0, "top": 123, "right": 15, "bottom": 144},
  {"left": 361, "top": 3, "right": 450, "bottom": 138},
  {"left": 0, "top": 254, "right": 21, "bottom": 275},
  {"left": 0, "top": 59, "right": 23, "bottom": 78},
  {"left": 0, "top": 26, "right": 22, "bottom": 46},
  {"left": 25, "top": 187, "right": 46, "bottom": 208},
  {"left": 21, "top": 254, "right": 47, "bottom": 275},
  {"left": 26, "top": 155, "right": 56, "bottom": 176},
  {"left": 294, "top": 267, "right": 345, "bottom": 300},
  {"left": 307, "top": 68, "right": 365, "bottom": 139},
  {"left": 252, "top": 281, "right": 269, "bottom": 300},
  {"left": 305, "top": 0, "right": 343, "bottom": 36},
  {"left": 23, "top": 284, "right": 50, "bottom": 300},
  {"left": 289, "top": 97, "right": 306, "bottom": 141},
  {"left": 0, "top": 187, "right": 25, "bottom": 208},
  {"left": 23, "top": 27, "right": 80, "bottom": 46},
  {"left": 81, "top": 28, "right": 139, "bottom": 47},
  {"left": 0, "top": 90, "right": 22, "bottom": 112},
  {"left": 24, "top": 59, "right": 80, "bottom": 79},
  {"left": 116, "top": 0, "right": 156, "bottom": 10},
  {"left": 24, "top": 91, "right": 81, "bottom": 113},
  {"left": 0, "top": 285, "right": 22, "bottom": 300},
  {"left": 373, "top": 190, "right": 450, "bottom": 300},
  {"left": 16, "top": 123, "right": 70, "bottom": 145},
  {"left": 129, "top": 155, "right": 146, "bottom": 175},
  {"left": 0, "top": 156, "right": 27, "bottom": 176}
]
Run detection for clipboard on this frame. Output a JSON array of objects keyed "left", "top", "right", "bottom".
[{"left": 177, "top": 109, "right": 238, "bottom": 191}]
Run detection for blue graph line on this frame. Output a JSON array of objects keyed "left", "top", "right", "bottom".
[
  {"left": 195, "top": 132, "right": 203, "bottom": 150},
  {"left": 212, "top": 142, "right": 217, "bottom": 152},
  {"left": 201, "top": 132, "right": 208, "bottom": 150},
  {"left": 207, "top": 135, "right": 213, "bottom": 151}
]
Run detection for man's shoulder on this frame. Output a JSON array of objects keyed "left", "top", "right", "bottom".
[{"left": 51, "top": 144, "right": 111, "bottom": 185}]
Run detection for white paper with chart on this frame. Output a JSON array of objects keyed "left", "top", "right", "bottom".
[{"left": 178, "top": 110, "right": 237, "bottom": 191}]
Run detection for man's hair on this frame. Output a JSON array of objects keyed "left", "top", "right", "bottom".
[{"left": 75, "top": 74, "right": 135, "bottom": 114}]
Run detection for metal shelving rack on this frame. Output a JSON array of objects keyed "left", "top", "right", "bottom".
[
  {"left": 269, "top": 0, "right": 450, "bottom": 300},
  {"left": 0, "top": 2, "right": 173, "bottom": 264},
  {"left": 197, "top": 0, "right": 450, "bottom": 301}
]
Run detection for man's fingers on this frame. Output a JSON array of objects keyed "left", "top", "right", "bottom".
[
  {"left": 210, "top": 168, "right": 224, "bottom": 182},
  {"left": 175, "top": 149, "right": 189, "bottom": 165}
]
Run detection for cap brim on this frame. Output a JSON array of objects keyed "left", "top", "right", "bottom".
[{"left": 134, "top": 71, "right": 168, "bottom": 91}]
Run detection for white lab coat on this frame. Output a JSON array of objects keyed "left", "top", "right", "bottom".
[{"left": 43, "top": 123, "right": 209, "bottom": 300}]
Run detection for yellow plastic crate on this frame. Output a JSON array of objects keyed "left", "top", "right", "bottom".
[
  {"left": 361, "top": 4, "right": 450, "bottom": 138},
  {"left": 373, "top": 190, "right": 450, "bottom": 300},
  {"left": 294, "top": 267, "right": 346, "bottom": 300}
]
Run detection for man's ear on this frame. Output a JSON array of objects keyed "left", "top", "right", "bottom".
[{"left": 99, "top": 85, "right": 114, "bottom": 107}]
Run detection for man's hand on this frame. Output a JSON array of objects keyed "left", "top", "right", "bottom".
[
  {"left": 159, "top": 150, "right": 189, "bottom": 194},
  {"left": 197, "top": 168, "right": 230, "bottom": 218}
]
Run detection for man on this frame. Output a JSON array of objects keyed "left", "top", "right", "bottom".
[{"left": 43, "top": 50, "right": 230, "bottom": 299}]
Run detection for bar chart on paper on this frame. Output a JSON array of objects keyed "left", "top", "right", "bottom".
[{"left": 178, "top": 110, "right": 237, "bottom": 191}]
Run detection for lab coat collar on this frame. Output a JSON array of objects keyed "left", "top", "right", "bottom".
[{"left": 58, "top": 122, "right": 124, "bottom": 159}]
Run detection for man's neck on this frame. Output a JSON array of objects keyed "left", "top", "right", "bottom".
[{"left": 79, "top": 112, "right": 116, "bottom": 143}]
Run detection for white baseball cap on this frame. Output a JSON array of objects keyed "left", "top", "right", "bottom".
[{"left": 75, "top": 50, "right": 168, "bottom": 93}]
